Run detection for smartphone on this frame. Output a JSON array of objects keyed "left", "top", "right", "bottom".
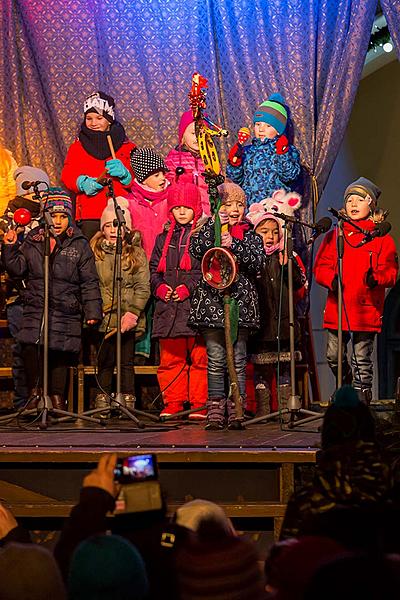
[{"left": 114, "top": 453, "right": 158, "bottom": 484}]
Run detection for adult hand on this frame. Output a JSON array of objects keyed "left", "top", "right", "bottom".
[
  {"left": 86, "top": 319, "right": 99, "bottom": 326},
  {"left": 121, "top": 311, "right": 138, "bottom": 332},
  {"left": 83, "top": 453, "right": 119, "bottom": 498},
  {"left": 0, "top": 503, "right": 18, "bottom": 539},
  {"left": 77, "top": 175, "right": 103, "bottom": 196},
  {"left": 106, "top": 159, "right": 132, "bottom": 185},
  {"left": 172, "top": 284, "right": 190, "bottom": 302},
  {"left": 156, "top": 283, "right": 173, "bottom": 302},
  {"left": 3, "top": 229, "right": 17, "bottom": 245}
]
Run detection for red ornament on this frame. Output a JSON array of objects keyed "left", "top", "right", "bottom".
[{"left": 14, "top": 207, "right": 32, "bottom": 226}]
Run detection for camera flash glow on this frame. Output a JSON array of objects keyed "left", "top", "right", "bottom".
[{"left": 383, "top": 42, "right": 393, "bottom": 53}]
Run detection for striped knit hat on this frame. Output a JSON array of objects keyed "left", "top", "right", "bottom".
[
  {"left": 157, "top": 181, "right": 201, "bottom": 272},
  {"left": 344, "top": 177, "right": 381, "bottom": 207},
  {"left": 253, "top": 93, "right": 288, "bottom": 135},
  {"left": 46, "top": 188, "right": 73, "bottom": 217}
]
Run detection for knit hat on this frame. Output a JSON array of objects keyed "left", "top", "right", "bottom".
[
  {"left": 176, "top": 535, "right": 265, "bottom": 600},
  {"left": 157, "top": 181, "right": 201, "bottom": 272},
  {"left": 130, "top": 147, "right": 168, "bottom": 184},
  {"left": 217, "top": 181, "right": 247, "bottom": 206},
  {"left": 83, "top": 91, "right": 115, "bottom": 123},
  {"left": 13, "top": 165, "right": 50, "bottom": 196},
  {"left": 46, "top": 187, "right": 73, "bottom": 217},
  {"left": 100, "top": 196, "right": 132, "bottom": 230},
  {"left": 247, "top": 202, "right": 284, "bottom": 255},
  {"left": 0, "top": 542, "right": 66, "bottom": 600},
  {"left": 253, "top": 93, "right": 288, "bottom": 135},
  {"left": 178, "top": 110, "right": 195, "bottom": 143},
  {"left": 344, "top": 177, "right": 381, "bottom": 207},
  {"left": 68, "top": 534, "right": 149, "bottom": 600},
  {"left": 175, "top": 499, "right": 236, "bottom": 537}
]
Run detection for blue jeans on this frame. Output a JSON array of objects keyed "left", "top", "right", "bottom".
[
  {"left": 201, "top": 328, "right": 248, "bottom": 398},
  {"left": 7, "top": 302, "right": 28, "bottom": 406},
  {"left": 326, "top": 329, "right": 375, "bottom": 391}
]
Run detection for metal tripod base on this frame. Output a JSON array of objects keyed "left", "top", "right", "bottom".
[
  {"left": 81, "top": 405, "right": 145, "bottom": 428},
  {"left": 37, "top": 394, "right": 103, "bottom": 429},
  {"left": 160, "top": 404, "right": 207, "bottom": 422},
  {"left": 245, "top": 406, "right": 322, "bottom": 428}
]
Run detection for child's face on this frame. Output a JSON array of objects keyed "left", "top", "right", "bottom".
[
  {"left": 85, "top": 112, "right": 110, "bottom": 132},
  {"left": 50, "top": 212, "right": 70, "bottom": 235},
  {"left": 345, "top": 194, "right": 371, "bottom": 220},
  {"left": 182, "top": 123, "right": 199, "bottom": 153},
  {"left": 256, "top": 219, "right": 280, "bottom": 247},
  {"left": 143, "top": 170, "right": 167, "bottom": 191},
  {"left": 254, "top": 121, "right": 278, "bottom": 140},
  {"left": 103, "top": 221, "right": 126, "bottom": 243},
  {"left": 171, "top": 206, "right": 195, "bottom": 225},
  {"left": 221, "top": 199, "right": 245, "bottom": 226}
]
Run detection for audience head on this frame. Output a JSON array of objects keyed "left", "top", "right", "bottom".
[
  {"left": 174, "top": 499, "right": 236, "bottom": 538},
  {"left": 68, "top": 534, "right": 148, "bottom": 600},
  {"left": 0, "top": 542, "right": 66, "bottom": 600},
  {"left": 321, "top": 385, "right": 376, "bottom": 451}
]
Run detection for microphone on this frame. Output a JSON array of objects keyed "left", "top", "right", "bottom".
[
  {"left": 307, "top": 216, "right": 332, "bottom": 245},
  {"left": 21, "top": 180, "right": 46, "bottom": 191},
  {"left": 357, "top": 221, "right": 391, "bottom": 246}
]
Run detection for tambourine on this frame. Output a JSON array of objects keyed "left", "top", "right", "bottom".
[{"left": 201, "top": 247, "right": 238, "bottom": 290}]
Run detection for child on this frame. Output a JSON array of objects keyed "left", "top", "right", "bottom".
[
  {"left": 128, "top": 147, "right": 170, "bottom": 259},
  {"left": 189, "top": 182, "right": 265, "bottom": 429},
  {"left": 61, "top": 91, "right": 135, "bottom": 240},
  {"left": 226, "top": 94, "right": 301, "bottom": 207},
  {"left": 314, "top": 177, "right": 398, "bottom": 404},
  {"left": 90, "top": 198, "right": 150, "bottom": 413},
  {"left": 150, "top": 180, "right": 207, "bottom": 420},
  {"left": 247, "top": 198, "right": 306, "bottom": 415},
  {"left": 2, "top": 188, "right": 102, "bottom": 410},
  {"left": 165, "top": 111, "right": 211, "bottom": 216}
]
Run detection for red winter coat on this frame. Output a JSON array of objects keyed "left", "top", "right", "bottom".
[
  {"left": 314, "top": 218, "right": 398, "bottom": 332},
  {"left": 61, "top": 139, "right": 136, "bottom": 220}
]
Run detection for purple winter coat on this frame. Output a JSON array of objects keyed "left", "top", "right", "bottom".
[{"left": 150, "top": 223, "right": 202, "bottom": 338}]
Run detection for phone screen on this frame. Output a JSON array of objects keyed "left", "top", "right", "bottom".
[{"left": 114, "top": 454, "right": 157, "bottom": 483}]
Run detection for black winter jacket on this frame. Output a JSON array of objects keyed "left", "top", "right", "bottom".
[
  {"left": 150, "top": 223, "right": 202, "bottom": 338},
  {"left": 1, "top": 226, "right": 102, "bottom": 353},
  {"left": 188, "top": 219, "right": 265, "bottom": 330}
]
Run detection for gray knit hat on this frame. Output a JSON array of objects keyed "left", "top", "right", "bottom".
[
  {"left": 13, "top": 166, "right": 50, "bottom": 196},
  {"left": 344, "top": 177, "right": 381, "bottom": 207},
  {"left": 130, "top": 147, "right": 168, "bottom": 184}
]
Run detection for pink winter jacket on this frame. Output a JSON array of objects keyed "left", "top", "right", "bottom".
[{"left": 165, "top": 147, "right": 211, "bottom": 216}]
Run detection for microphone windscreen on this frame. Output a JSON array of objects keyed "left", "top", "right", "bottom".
[
  {"left": 376, "top": 221, "right": 391, "bottom": 236},
  {"left": 316, "top": 216, "right": 332, "bottom": 233},
  {"left": 13, "top": 207, "right": 32, "bottom": 226}
]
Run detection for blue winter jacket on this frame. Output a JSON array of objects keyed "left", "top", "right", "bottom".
[{"left": 226, "top": 137, "right": 301, "bottom": 207}]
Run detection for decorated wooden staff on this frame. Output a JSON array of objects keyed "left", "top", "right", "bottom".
[{"left": 188, "top": 73, "right": 243, "bottom": 425}]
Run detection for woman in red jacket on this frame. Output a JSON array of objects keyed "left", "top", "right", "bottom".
[
  {"left": 62, "top": 91, "right": 136, "bottom": 240},
  {"left": 314, "top": 177, "right": 398, "bottom": 404}
]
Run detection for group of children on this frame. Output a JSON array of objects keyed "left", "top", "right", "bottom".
[{"left": 0, "top": 89, "right": 397, "bottom": 428}]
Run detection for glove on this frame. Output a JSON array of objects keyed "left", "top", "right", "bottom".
[
  {"left": 275, "top": 135, "right": 289, "bottom": 155},
  {"left": 228, "top": 127, "right": 251, "bottom": 166},
  {"left": 121, "top": 311, "right": 138, "bottom": 333},
  {"left": 221, "top": 231, "right": 233, "bottom": 248},
  {"left": 106, "top": 159, "right": 132, "bottom": 185},
  {"left": 331, "top": 275, "right": 339, "bottom": 294},
  {"left": 156, "top": 283, "right": 172, "bottom": 301},
  {"left": 174, "top": 285, "right": 190, "bottom": 301},
  {"left": 366, "top": 267, "right": 378, "bottom": 289},
  {"left": 77, "top": 175, "right": 103, "bottom": 196},
  {"left": 219, "top": 210, "right": 230, "bottom": 225}
]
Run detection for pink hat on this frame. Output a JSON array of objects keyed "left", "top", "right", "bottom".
[
  {"left": 157, "top": 181, "right": 202, "bottom": 273},
  {"left": 178, "top": 110, "right": 195, "bottom": 143},
  {"left": 247, "top": 202, "right": 284, "bottom": 237}
]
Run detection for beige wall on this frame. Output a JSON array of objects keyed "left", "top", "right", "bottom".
[{"left": 311, "top": 58, "right": 400, "bottom": 401}]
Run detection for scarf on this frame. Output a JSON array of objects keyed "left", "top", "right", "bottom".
[{"left": 79, "top": 121, "right": 126, "bottom": 160}]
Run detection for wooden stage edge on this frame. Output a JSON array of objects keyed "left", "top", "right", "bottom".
[{"left": 0, "top": 422, "right": 321, "bottom": 539}]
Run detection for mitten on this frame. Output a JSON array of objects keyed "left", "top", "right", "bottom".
[
  {"left": 121, "top": 311, "right": 138, "bottom": 333},
  {"left": 366, "top": 267, "right": 378, "bottom": 289},
  {"left": 221, "top": 231, "right": 233, "bottom": 248},
  {"left": 106, "top": 159, "right": 132, "bottom": 185},
  {"left": 275, "top": 135, "right": 289, "bottom": 155},
  {"left": 174, "top": 285, "right": 190, "bottom": 301},
  {"left": 77, "top": 175, "right": 103, "bottom": 196},
  {"left": 228, "top": 127, "right": 251, "bottom": 166},
  {"left": 156, "top": 283, "right": 171, "bottom": 301}
]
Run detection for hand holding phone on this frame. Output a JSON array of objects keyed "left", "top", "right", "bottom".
[{"left": 83, "top": 453, "right": 119, "bottom": 497}]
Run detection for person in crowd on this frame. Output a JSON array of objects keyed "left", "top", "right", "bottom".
[
  {"left": 226, "top": 93, "right": 301, "bottom": 207},
  {"left": 90, "top": 197, "right": 150, "bottom": 415},
  {"left": 314, "top": 177, "right": 398, "bottom": 404},
  {"left": 150, "top": 180, "right": 207, "bottom": 420},
  {"left": 174, "top": 499, "right": 236, "bottom": 537},
  {"left": 280, "top": 385, "right": 393, "bottom": 539},
  {"left": 61, "top": 91, "right": 135, "bottom": 240},
  {"left": 165, "top": 110, "right": 211, "bottom": 216},
  {"left": 247, "top": 196, "right": 306, "bottom": 416},
  {"left": 189, "top": 182, "right": 265, "bottom": 430},
  {"left": 0, "top": 166, "right": 50, "bottom": 410},
  {"left": 2, "top": 188, "right": 102, "bottom": 411}
]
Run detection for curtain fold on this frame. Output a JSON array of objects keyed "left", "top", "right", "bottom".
[{"left": 380, "top": 0, "right": 400, "bottom": 60}]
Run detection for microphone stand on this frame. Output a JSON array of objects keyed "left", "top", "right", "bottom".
[{"left": 246, "top": 217, "right": 322, "bottom": 429}]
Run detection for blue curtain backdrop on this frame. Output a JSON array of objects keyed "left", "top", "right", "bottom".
[
  {"left": 380, "top": 0, "right": 400, "bottom": 60},
  {"left": 0, "top": 0, "right": 384, "bottom": 217}
]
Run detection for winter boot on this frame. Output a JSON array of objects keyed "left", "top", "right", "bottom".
[
  {"left": 205, "top": 397, "right": 226, "bottom": 430},
  {"left": 50, "top": 394, "right": 66, "bottom": 411},
  {"left": 278, "top": 384, "right": 291, "bottom": 411},
  {"left": 227, "top": 396, "right": 245, "bottom": 430},
  {"left": 123, "top": 394, "right": 136, "bottom": 412},
  {"left": 255, "top": 383, "right": 271, "bottom": 417},
  {"left": 26, "top": 387, "right": 42, "bottom": 410},
  {"left": 95, "top": 393, "right": 111, "bottom": 419}
]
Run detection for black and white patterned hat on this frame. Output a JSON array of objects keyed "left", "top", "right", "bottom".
[{"left": 130, "top": 148, "right": 168, "bottom": 184}]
